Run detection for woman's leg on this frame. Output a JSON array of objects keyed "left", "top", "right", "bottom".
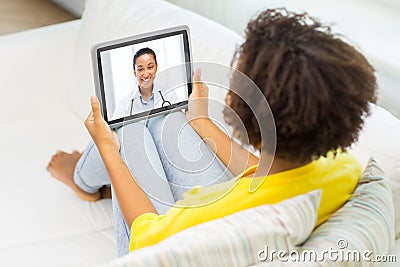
[
  {"left": 116, "top": 122, "right": 175, "bottom": 213},
  {"left": 74, "top": 122, "right": 175, "bottom": 212},
  {"left": 73, "top": 140, "right": 110, "bottom": 194},
  {"left": 75, "top": 122, "right": 175, "bottom": 256},
  {"left": 111, "top": 190, "right": 131, "bottom": 257},
  {"left": 146, "top": 111, "right": 234, "bottom": 201}
]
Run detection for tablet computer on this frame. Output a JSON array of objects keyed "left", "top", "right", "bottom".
[{"left": 91, "top": 25, "right": 192, "bottom": 129}]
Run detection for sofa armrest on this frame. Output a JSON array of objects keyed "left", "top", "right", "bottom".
[{"left": 0, "top": 20, "right": 81, "bottom": 123}]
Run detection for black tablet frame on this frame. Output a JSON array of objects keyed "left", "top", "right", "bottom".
[{"left": 91, "top": 25, "right": 192, "bottom": 128}]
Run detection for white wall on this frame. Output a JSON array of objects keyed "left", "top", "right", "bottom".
[
  {"left": 379, "top": 0, "right": 400, "bottom": 9},
  {"left": 168, "top": 0, "right": 400, "bottom": 118},
  {"left": 50, "top": 0, "right": 86, "bottom": 17}
]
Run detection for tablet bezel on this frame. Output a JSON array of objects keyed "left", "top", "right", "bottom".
[{"left": 91, "top": 25, "right": 192, "bottom": 129}]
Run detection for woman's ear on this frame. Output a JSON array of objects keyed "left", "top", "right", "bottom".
[{"left": 133, "top": 69, "right": 137, "bottom": 77}]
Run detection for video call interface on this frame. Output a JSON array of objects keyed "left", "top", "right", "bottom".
[{"left": 97, "top": 31, "right": 191, "bottom": 123}]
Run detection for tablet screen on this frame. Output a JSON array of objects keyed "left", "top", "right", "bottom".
[{"left": 92, "top": 26, "right": 192, "bottom": 128}]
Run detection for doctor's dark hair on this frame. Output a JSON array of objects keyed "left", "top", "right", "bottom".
[
  {"left": 223, "top": 8, "right": 377, "bottom": 164},
  {"left": 133, "top": 47, "right": 157, "bottom": 68}
]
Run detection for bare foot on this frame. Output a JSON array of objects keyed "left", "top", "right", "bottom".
[{"left": 47, "top": 150, "right": 101, "bottom": 202}]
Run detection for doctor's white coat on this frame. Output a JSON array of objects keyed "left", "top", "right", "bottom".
[{"left": 111, "top": 84, "right": 179, "bottom": 120}]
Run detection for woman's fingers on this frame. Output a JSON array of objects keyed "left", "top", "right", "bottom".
[
  {"left": 84, "top": 96, "right": 119, "bottom": 150},
  {"left": 85, "top": 96, "right": 103, "bottom": 131},
  {"left": 192, "top": 69, "right": 202, "bottom": 97},
  {"left": 187, "top": 68, "right": 209, "bottom": 125},
  {"left": 192, "top": 69, "right": 208, "bottom": 97},
  {"left": 90, "top": 96, "right": 102, "bottom": 120},
  {"left": 85, "top": 96, "right": 104, "bottom": 131},
  {"left": 193, "top": 69, "right": 201, "bottom": 82},
  {"left": 112, "top": 130, "right": 121, "bottom": 151}
]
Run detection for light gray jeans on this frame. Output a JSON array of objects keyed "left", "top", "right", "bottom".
[{"left": 73, "top": 111, "right": 233, "bottom": 256}]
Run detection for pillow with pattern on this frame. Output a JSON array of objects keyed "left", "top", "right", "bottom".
[
  {"left": 301, "top": 158, "right": 395, "bottom": 265},
  {"left": 104, "top": 190, "right": 321, "bottom": 267}
]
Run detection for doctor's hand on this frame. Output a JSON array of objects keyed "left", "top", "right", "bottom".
[
  {"left": 85, "top": 96, "right": 120, "bottom": 152},
  {"left": 186, "top": 69, "right": 210, "bottom": 128}
]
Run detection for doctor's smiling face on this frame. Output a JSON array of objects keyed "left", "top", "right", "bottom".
[{"left": 133, "top": 48, "right": 158, "bottom": 93}]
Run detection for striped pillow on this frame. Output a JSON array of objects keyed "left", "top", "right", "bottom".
[
  {"left": 301, "top": 158, "right": 395, "bottom": 265},
  {"left": 104, "top": 190, "right": 321, "bottom": 267}
]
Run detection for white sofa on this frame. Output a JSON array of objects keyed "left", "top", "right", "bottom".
[{"left": 0, "top": 0, "right": 399, "bottom": 266}]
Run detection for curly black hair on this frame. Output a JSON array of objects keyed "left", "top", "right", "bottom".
[{"left": 223, "top": 8, "right": 377, "bottom": 164}]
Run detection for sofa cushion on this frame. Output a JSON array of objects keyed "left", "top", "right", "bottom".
[
  {"left": 0, "top": 113, "right": 112, "bottom": 248},
  {"left": 0, "top": 228, "right": 116, "bottom": 266},
  {"left": 73, "top": 0, "right": 243, "bottom": 121},
  {"left": 103, "top": 190, "right": 321, "bottom": 267},
  {"left": 301, "top": 158, "right": 395, "bottom": 264},
  {"left": 350, "top": 104, "right": 400, "bottom": 237}
]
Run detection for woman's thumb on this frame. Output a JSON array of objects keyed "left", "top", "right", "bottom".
[
  {"left": 90, "top": 96, "right": 101, "bottom": 118},
  {"left": 193, "top": 69, "right": 201, "bottom": 82}
]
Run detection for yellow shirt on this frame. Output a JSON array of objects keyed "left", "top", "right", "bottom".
[{"left": 130, "top": 152, "right": 361, "bottom": 251}]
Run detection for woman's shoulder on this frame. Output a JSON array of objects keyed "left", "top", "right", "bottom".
[
  {"left": 323, "top": 150, "right": 361, "bottom": 170},
  {"left": 314, "top": 150, "right": 362, "bottom": 183}
]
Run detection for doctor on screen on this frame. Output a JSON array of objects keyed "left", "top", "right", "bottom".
[{"left": 112, "top": 47, "right": 178, "bottom": 119}]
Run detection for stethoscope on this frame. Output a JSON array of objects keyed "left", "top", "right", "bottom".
[
  {"left": 129, "top": 91, "right": 171, "bottom": 115},
  {"left": 159, "top": 91, "right": 171, "bottom": 107}
]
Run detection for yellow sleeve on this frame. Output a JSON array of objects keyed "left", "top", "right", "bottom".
[
  {"left": 131, "top": 213, "right": 159, "bottom": 236},
  {"left": 129, "top": 212, "right": 167, "bottom": 251}
]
